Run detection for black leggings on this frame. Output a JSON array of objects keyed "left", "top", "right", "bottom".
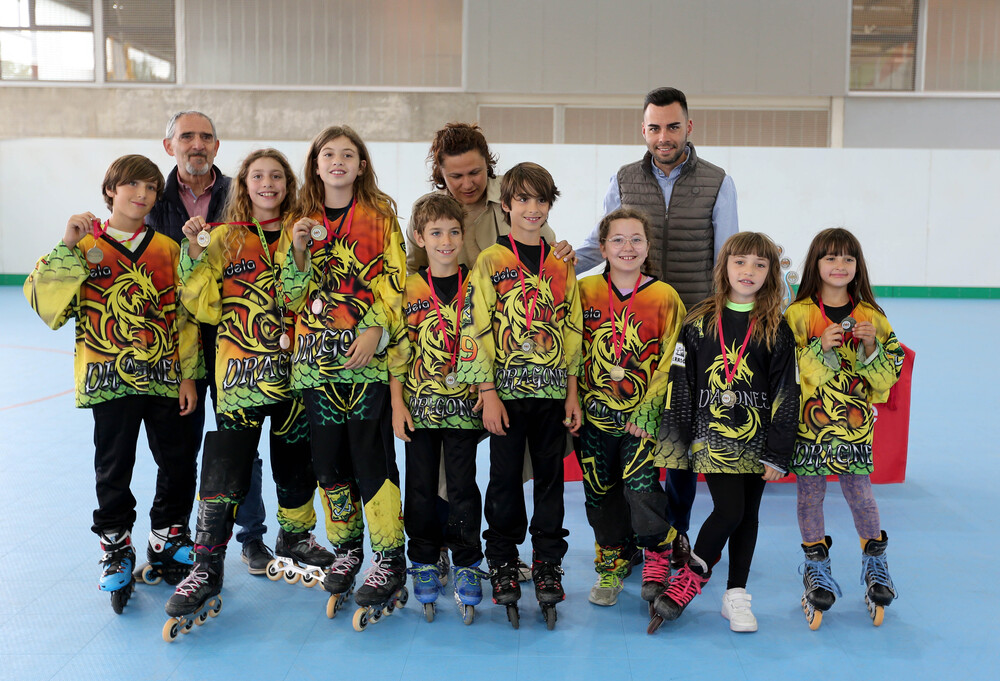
[{"left": 693, "top": 473, "right": 766, "bottom": 590}]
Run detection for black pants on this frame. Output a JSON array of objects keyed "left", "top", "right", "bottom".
[
  {"left": 91, "top": 395, "right": 196, "bottom": 535},
  {"left": 664, "top": 468, "right": 698, "bottom": 535},
  {"left": 196, "top": 400, "right": 315, "bottom": 546},
  {"left": 303, "top": 382, "right": 402, "bottom": 553},
  {"left": 574, "top": 421, "right": 674, "bottom": 549},
  {"left": 483, "top": 398, "right": 569, "bottom": 565},
  {"left": 404, "top": 427, "right": 483, "bottom": 567},
  {"left": 693, "top": 473, "right": 767, "bottom": 589}
]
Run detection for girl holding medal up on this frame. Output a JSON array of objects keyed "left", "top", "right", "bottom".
[
  {"left": 164, "top": 149, "right": 326, "bottom": 637},
  {"left": 573, "top": 208, "right": 686, "bottom": 621},
  {"left": 284, "top": 126, "right": 408, "bottom": 631},
  {"left": 784, "top": 228, "right": 903, "bottom": 629},
  {"left": 653, "top": 231, "right": 799, "bottom": 633}
]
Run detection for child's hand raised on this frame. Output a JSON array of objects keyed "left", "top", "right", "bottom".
[
  {"left": 291, "top": 218, "right": 316, "bottom": 271},
  {"left": 852, "top": 320, "right": 877, "bottom": 358},
  {"left": 820, "top": 323, "right": 844, "bottom": 352},
  {"left": 181, "top": 216, "right": 209, "bottom": 259},
  {"left": 64, "top": 212, "right": 98, "bottom": 250}
]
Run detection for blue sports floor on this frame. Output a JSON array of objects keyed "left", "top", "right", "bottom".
[{"left": 1, "top": 287, "right": 996, "bottom": 681}]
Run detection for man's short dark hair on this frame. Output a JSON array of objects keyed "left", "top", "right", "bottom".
[{"left": 644, "top": 87, "right": 688, "bottom": 119}]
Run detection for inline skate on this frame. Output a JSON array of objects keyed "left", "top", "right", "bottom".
[{"left": 98, "top": 529, "right": 136, "bottom": 614}]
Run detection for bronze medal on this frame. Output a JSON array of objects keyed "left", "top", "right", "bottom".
[
  {"left": 720, "top": 390, "right": 737, "bottom": 408},
  {"left": 841, "top": 316, "right": 856, "bottom": 332},
  {"left": 311, "top": 298, "right": 324, "bottom": 315},
  {"left": 196, "top": 230, "right": 212, "bottom": 248},
  {"left": 85, "top": 246, "right": 104, "bottom": 264},
  {"left": 609, "top": 365, "right": 626, "bottom": 381},
  {"left": 310, "top": 224, "right": 327, "bottom": 241}
]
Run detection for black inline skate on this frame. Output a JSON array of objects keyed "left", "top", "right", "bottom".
[
  {"left": 163, "top": 550, "right": 224, "bottom": 642},
  {"left": 799, "top": 536, "right": 842, "bottom": 630},
  {"left": 266, "top": 529, "right": 335, "bottom": 588},
  {"left": 489, "top": 560, "right": 522, "bottom": 629},
  {"left": 532, "top": 558, "right": 565, "bottom": 630},
  {"left": 352, "top": 548, "right": 408, "bottom": 632},
  {"left": 323, "top": 545, "right": 364, "bottom": 619},
  {"left": 861, "top": 531, "right": 896, "bottom": 627}
]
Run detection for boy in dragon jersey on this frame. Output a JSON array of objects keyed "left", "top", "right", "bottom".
[
  {"left": 455, "top": 162, "right": 582, "bottom": 616},
  {"left": 24, "top": 154, "right": 199, "bottom": 612}
]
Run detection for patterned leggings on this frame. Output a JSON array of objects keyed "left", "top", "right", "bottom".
[{"left": 796, "top": 474, "right": 881, "bottom": 543}]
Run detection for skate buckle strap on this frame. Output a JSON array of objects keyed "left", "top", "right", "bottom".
[
  {"left": 174, "top": 569, "right": 209, "bottom": 598},
  {"left": 860, "top": 554, "right": 897, "bottom": 596},
  {"left": 800, "top": 559, "right": 843, "bottom": 597},
  {"left": 665, "top": 565, "right": 706, "bottom": 605},
  {"left": 642, "top": 549, "right": 671, "bottom": 584}
]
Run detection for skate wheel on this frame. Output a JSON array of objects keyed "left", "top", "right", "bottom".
[
  {"left": 871, "top": 604, "right": 884, "bottom": 627},
  {"left": 647, "top": 614, "right": 664, "bottom": 635},
  {"left": 283, "top": 569, "right": 300, "bottom": 585},
  {"left": 162, "top": 618, "right": 180, "bottom": 643},
  {"left": 326, "top": 594, "right": 341, "bottom": 619},
  {"left": 507, "top": 604, "right": 520, "bottom": 629},
  {"left": 195, "top": 610, "right": 209, "bottom": 626},
  {"left": 302, "top": 572, "right": 318, "bottom": 587},
  {"left": 543, "top": 606, "right": 557, "bottom": 631},
  {"left": 369, "top": 607, "right": 383, "bottom": 624},
  {"left": 110, "top": 587, "right": 130, "bottom": 615},
  {"left": 807, "top": 608, "right": 822, "bottom": 631},
  {"left": 209, "top": 596, "right": 223, "bottom": 617},
  {"left": 265, "top": 560, "right": 281, "bottom": 581},
  {"left": 352, "top": 607, "right": 369, "bottom": 632},
  {"left": 423, "top": 602, "right": 435, "bottom": 623},
  {"left": 141, "top": 563, "right": 162, "bottom": 586},
  {"left": 461, "top": 604, "right": 475, "bottom": 626},
  {"left": 395, "top": 587, "right": 408, "bottom": 608},
  {"left": 180, "top": 618, "right": 194, "bottom": 634}
]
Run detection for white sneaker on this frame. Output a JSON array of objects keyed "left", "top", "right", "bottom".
[
  {"left": 721, "top": 587, "right": 758, "bottom": 632},
  {"left": 588, "top": 572, "right": 624, "bottom": 606}
]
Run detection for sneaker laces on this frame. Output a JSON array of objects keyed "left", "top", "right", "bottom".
[
  {"left": 860, "top": 554, "right": 897, "bottom": 596},
  {"left": 664, "top": 565, "right": 705, "bottom": 606},
  {"left": 642, "top": 548, "right": 671, "bottom": 584},
  {"left": 597, "top": 571, "right": 623, "bottom": 590},
  {"left": 328, "top": 548, "right": 362, "bottom": 576},
  {"left": 174, "top": 568, "right": 210, "bottom": 598},
  {"left": 799, "top": 558, "right": 842, "bottom": 597}
]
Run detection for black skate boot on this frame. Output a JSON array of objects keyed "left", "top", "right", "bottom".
[
  {"left": 163, "top": 550, "right": 224, "bottom": 642},
  {"left": 670, "top": 532, "right": 691, "bottom": 570},
  {"left": 489, "top": 560, "right": 522, "bottom": 629},
  {"left": 352, "top": 548, "right": 408, "bottom": 632},
  {"left": 268, "top": 529, "right": 335, "bottom": 588},
  {"left": 800, "top": 536, "right": 842, "bottom": 630},
  {"left": 861, "top": 531, "right": 897, "bottom": 626},
  {"left": 98, "top": 529, "right": 136, "bottom": 615},
  {"left": 532, "top": 558, "right": 565, "bottom": 630},
  {"left": 137, "top": 524, "right": 195, "bottom": 586},
  {"left": 323, "top": 544, "right": 364, "bottom": 619}
]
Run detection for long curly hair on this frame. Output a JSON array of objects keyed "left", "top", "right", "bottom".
[
  {"left": 221, "top": 148, "right": 297, "bottom": 262},
  {"left": 295, "top": 125, "right": 397, "bottom": 221},
  {"left": 685, "top": 231, "right": 784, "bottom": 350},
  {"left": 428, "top": 122, "right": 498, "bottom": 191},
  {"left": 794, "top": 227, "right": 885, "bottom": 316}
]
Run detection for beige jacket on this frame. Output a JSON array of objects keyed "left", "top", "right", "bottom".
[{"left": 405, "top": 175, "right": 556, "bottom": 274}]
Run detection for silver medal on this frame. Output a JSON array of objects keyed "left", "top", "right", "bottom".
[
  {"left": 196, "top": 230, "right": 212, "bottom": 248},
  {"left": 720, "top": 390, "right": 737, "bottom": 408},
  {"left": 841, "top": 316, "right": 856, "bottom": 332},
  {"left": 310, "top": 224, "right": 328, "bottom": 241},
  {"left": 445, "top": 372, "right": 458, "bottom": 387},
  {"left": 85, "top": 246, "right": 104, "bottom": 264},
  {"left": 311, "top": 298, "right": 324, "bottom": 315},
  {"left": 520, "top": 339, "right": 536, "bottom": 354},
  {"left": 609, "top": 365, "right": 626, "bottom": 381}
]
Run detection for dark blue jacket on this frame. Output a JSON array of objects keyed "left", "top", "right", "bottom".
[{"left": 145, "top": 165, "right": 232, "bottom": 245}]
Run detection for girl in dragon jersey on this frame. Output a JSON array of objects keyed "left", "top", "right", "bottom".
[
  {"left": 165, "top": 149, "right": 332, "bottom": 627},
  {"left": 285, "top": 126, "right": 408, "bottom": 624},
  {"left": 573, "top": 208, "right": 685, "bottom": 616},
  {"left": 653, "top": 231, "right": 798, "bottom": 633},
  {"left": 785, "top": 227, "right": 903, "bottom": 629}
]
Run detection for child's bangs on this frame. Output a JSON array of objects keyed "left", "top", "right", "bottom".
[
  {"left": 726, "top": 232, "right": 775, "bottom": 261},
  {"left": 816, "top": 229, "right": 860, "bottom": 259}
]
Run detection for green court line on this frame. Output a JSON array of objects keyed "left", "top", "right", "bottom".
[{"left": 2, "top": 273, "right": 998, "bottom": 298}]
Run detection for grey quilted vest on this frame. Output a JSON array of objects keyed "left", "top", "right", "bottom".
[{"left": 616, "top": 144, "right": 725, "bottom": 307}]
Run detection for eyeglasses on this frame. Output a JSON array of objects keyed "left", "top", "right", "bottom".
[{"left": 602, "top": 236, "right": 647, "bottom": 248}]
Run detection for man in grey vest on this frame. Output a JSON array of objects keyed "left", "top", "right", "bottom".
[{"left": 575, "top": 87, "right": 739, "bottom": 570}]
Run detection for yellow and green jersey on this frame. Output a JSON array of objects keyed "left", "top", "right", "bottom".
[
  {"left": 179, "top": 221, "right": 309, "bottom": 413},
  {"left": 24, "top": 230, "right": 199, "bottom": 408},
  {"left": 784, "top": 298, "right": 904, "bottom": 476},
  {"left": 388, "top": 267, "right": 481, "bottom": 430},
  {"left": 282, "top": 204, "right": 406, "bottom": 390},
  {"left": 577, "top": 273, "right": 685, "bottom": 438},
  {"left": 455, "top": 236, "right": 582, "bottom": 401}
]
